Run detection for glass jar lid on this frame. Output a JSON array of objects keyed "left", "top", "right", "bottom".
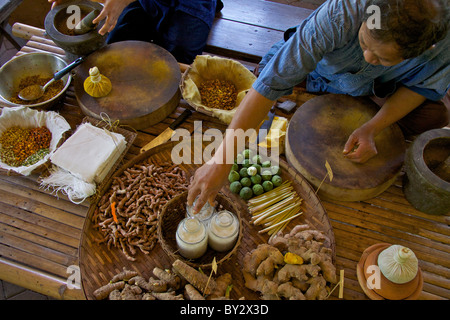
[
  {"left": 186, "top": 197, "right": 215, "bottom": 221},
  {"left": 210, "top": 210, "right": 238, "bottom": 238}
]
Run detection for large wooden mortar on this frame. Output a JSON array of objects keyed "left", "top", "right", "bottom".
[
  {"left": 286, "top": 94, "right": 406, "bottom": 202},
  {"left": 74, "top": 41, "right": 181, "bottom": 130}
]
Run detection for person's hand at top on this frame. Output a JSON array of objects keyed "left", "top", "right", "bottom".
[{"left": 48, "top": 0, "right": 136, "bottom": 36}]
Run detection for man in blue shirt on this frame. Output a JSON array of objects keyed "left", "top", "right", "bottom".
[
  {"left": 188, "top": 0, "right": 450, "bottom": 213},
  {"left": 49, "top": 0, "right": 222, "bottom": 64}
]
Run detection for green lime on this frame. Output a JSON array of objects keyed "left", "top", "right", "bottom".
[
  {"left": 252, "top": 184, "right": 264, "bottom": 196},
  {"left": 240, "top": 177, "right": 252, "bottom": 187},
  {"left": 239, "top": 186, "right": 253, "bottom": 200},
  {"left": 230, "top": 181, "right": 242, "bottom": 194},
  {"left": 242, "top": 159, "right": 252, "bottom": 168},
  {"left": 252, "top": 154, "right": 262, "bottom": 165},
  {"left": 262, "top": 160, "right": 272, "bottom": 168},
  {"left": 251, "top": 174, "right": 262, "bottom": 185},
  {"left": 242, "top": 149, "right": 253, "bottom": 159},
  {"left": 271, "top": 175, "right": 283, "bottom": 187},
  {"left": 228, "top": 170, "right": 240, "bottom": 183},
  {"left": 239, "top": 167, "right": 249, "bottom": 178},
  {"left": 262, "top": 180, "right": 274, "bottom": 192},
  {"left": 235, "top": 153, "right": 244, "bottom": 164},
  {"left": 261, "top": 170, "right": 273, "bottom": 181},
  {"left": 271, "top": 165, "right": 281, "bottom": 175}
]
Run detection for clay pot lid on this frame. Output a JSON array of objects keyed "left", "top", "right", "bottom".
[{"left": 356, "top": 243, "right": 424, "bottom": 300}]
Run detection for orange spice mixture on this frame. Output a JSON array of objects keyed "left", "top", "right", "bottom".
[{"left": 10, "top": 75, "right": 65, "bottom": 105}]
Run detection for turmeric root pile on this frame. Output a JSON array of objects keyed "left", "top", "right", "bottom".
[
  {"left": 93, "top": 259, "right": 234, "bottom": 300},
  {"left": 243, "top": 224, "right": 337, "bottom": 300},
  {"left": 92, "top": 159, "right": 188, "bottom": 261}
]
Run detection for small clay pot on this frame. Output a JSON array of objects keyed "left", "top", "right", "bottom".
[{"left": 363, "top": 246, "right": 421, "bottom": 300}]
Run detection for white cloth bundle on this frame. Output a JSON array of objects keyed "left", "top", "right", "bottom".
[{"left": 40, "top": 122, "right": 126, "bottom": 203}]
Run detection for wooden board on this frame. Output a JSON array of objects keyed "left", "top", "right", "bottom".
[
  {"left": 220, "top": 0, "right": 313, "bottom": 32},
  {"left": 286, "top": 94, "right": 406, "bottom": 201},
  {"left": 73, "top": 41, "right": 181, "bottom": 130},
  {"left": 79, "top": 139, "right": 336, "bottom": 300}
]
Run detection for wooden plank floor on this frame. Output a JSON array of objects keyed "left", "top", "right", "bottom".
[{"left": 0, "top": 28, "right": 449, "bottom": 301}]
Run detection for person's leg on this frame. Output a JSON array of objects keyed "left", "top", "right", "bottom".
[
  {"left": 107, "top": 1, "right": 158, "bottom": 44},
  {"left": 371, "top": 94, "right": 449, "bottom": 138},
  {"left": 397, "top": 100, "right": 449, "bottom": 137},
  {"left": 159, "top": 11, "right": 211, "bottom": 64}
]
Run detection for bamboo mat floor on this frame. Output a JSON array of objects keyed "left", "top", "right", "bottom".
[{"left": 1, "top": 0, "right": 449, "bottom": 301}]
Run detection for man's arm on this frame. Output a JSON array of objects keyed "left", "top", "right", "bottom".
[
  {"left": 187, "top": 88, "right": 274, "bottom": 213},
  {"left": 343, "top": 86, "right": 427, "bottom": 163}
]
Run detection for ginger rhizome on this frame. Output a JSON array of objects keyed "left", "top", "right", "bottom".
[{"left": 242, "top": 224, "right": 337, "bottom": 300}]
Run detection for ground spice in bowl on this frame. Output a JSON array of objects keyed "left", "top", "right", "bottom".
[
  {"left": 9, "top": 75, "right": 65, "bottom": 105},
  {"left": 0, "top": 126, "right": 52, "bottom": 167},
  {"left": 199, "top": 79, "right": 237, "bottom": 110}
]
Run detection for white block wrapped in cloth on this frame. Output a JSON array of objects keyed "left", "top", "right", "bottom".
[{"left": 41, "top": 122, "right": 126, "bottom": 203}]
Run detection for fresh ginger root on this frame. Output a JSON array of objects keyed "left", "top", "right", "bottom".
[
  {"left": 244, "top": 244, "right": 284, "bottom": 277},
  {"left": 277, "top": 282, "right": 306, "bottom": 300},
  {"left": 244, "top": 224, "right": 337, "bottom": 300}
]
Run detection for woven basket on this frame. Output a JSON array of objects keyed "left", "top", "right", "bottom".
[{"left": 158, "top": 190, "right": 243, "bottom": 269}]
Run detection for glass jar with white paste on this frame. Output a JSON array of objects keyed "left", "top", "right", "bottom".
[
  {"left": 186, "top": 197, "right": 215, "bottom": 227},
  {"left": 176, "top": 216, "right": 208, "bottom": 259},
  {"left": 208, "top": 210, "right": 239, "bottom": 252}
]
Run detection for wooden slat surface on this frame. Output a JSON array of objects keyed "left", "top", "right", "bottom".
[
  {"left": 0, "top": 20, "right": 449, "bottom": 301},
  {"left": 207, "top": 0, "right": 313, "bottom": 62}
]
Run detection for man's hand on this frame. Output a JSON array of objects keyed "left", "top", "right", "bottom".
[
  {"left": 187, "top": 160, "right": 231, "bottom": 214},
  {"left": 187, "top": 88, "right": 274, "bottom": 214},
  {"left": 343, "top": 87, "right": 426, "bottom": 164},
  {"left": 342, "top": 126, "right": 377, "bottom": 163}
]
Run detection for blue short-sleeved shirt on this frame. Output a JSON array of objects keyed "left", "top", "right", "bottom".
[{"left": 253, "top": 0, "right": 450, "bottom": 101}]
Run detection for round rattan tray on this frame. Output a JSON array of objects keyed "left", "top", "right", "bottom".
[{"left": 79, "top": 138, "right": 336, "bottom": 300}]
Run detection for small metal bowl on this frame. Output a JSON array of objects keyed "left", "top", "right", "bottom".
[{"left": 0, "top": 52, "right": 71, "bottom": 109}]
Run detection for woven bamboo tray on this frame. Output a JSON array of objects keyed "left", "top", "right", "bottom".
[{"left": 79, "top": 138, "right": 335, "bottom": 300}]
